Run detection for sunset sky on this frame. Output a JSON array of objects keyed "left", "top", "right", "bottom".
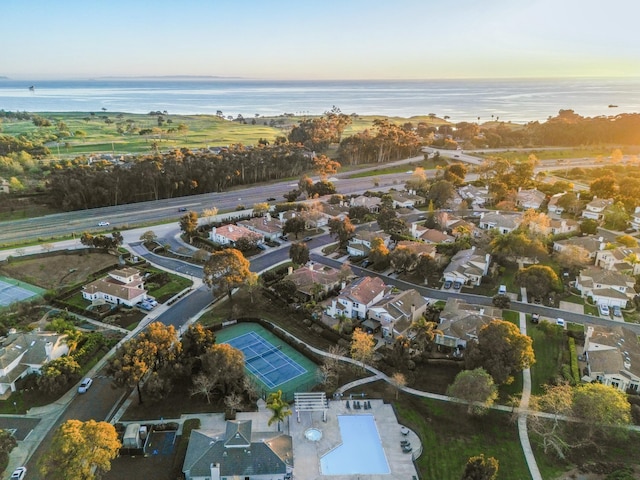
[{"left": 3, "top": 0, "right": 638, "bottom": 80}]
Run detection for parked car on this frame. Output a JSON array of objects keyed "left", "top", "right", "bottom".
[
  {"left": 97, "top": 221, "right": 110, "bottom": 226},
  {"left": 453, "top": 281, "right": 462, "bottom": 290},
  {"left": 78, "top": 378, "right": 93, "bottom": 394},
  {"left": 361, "top": 260, "right": 371, "bottom": 268},
  {"left": 443, "top": 280, "right": 453, "bottom": 289},
  {"left": 613, "top": 306, "right": 623, "bottom": 317},
  {"left": 556, "top": 318, "right": 566, "bottom": 328},
  {"left": 498, "top": 285, "right": 507, "bottom": 295},
  {"left": 10, "top": 467, "right": 26, "bottom": 480},
  {"left": 531, "top": 313, "right": 540, "bottom": 324},
  {"left": 598, "top": 304, "right": 610, "bottom": 316},
  {"left": 303, "top": 236, "right": 312, "bottom": 242},
  {"left": 257, "top": 243, "right": 268, "bottom": 251}
]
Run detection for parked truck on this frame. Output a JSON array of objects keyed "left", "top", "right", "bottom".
[{"left": 123, "top": 423, "right": 143, "bottom": 449}]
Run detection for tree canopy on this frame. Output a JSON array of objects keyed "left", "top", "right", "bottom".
[
  {"left": 447, "top": 368, "right": 498, "bottom": 415},
  {"left": 38, "top": 419, "right": 121, "bottom": 480},
  {"left": 465, "top": 319, "right": 535, "bottom": 385},
  {"left": 203, "top": 248, "right": 252, "bottom": 300}
]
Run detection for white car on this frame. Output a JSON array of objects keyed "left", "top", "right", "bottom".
[
  {"left": 11, "top": 467, "right": 27, "bottom": 480},
  {"left": 598, "top": 304, "right": 610, "bottom": 316},
  {"left": 78, "top": 377, "right": 93, "bottom": 393},
  {"left": 97, "top": 221, "right": 110, "bottom": 227}
]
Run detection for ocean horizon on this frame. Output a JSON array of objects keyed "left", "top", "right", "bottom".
[{"left": 1, "top": 77, "right": 639, "bottom": 124}]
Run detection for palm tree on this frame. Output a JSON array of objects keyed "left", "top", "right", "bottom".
[{"left": 266, "top": 390, "right": 292, "bottom": 431}]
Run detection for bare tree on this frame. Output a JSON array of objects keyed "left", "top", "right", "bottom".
[{"left": 190, "top": 373, "right": 216, "bottom": 404}]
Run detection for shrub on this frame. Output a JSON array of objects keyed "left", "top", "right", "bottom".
[{"left": 568, "top": 337, "right": 581, "bottom": 384}]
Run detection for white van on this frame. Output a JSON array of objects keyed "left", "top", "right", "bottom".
[
  {"left": 498, "top": 285, "right": 507, "bottom": 295},
  {"left": 556, "top": 318, "right": 566, "bottom": 328}
]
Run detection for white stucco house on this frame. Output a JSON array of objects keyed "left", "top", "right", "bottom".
[
  {"left": 442, "top": 247, "right": 491, "bottom": 287},
  {"left": 581, "top": 197, "right": 613, "bottom": 221},
  {"left": 0, "top": 331, "right": 69, "bottom": 396},
  {"left": 368, "top": 288, "right": 428, "bottom": 338},
  {"left": 346, "top": 231, "right": 391, "bottom": 257},
  {"left": 210, "top": 224, "right": 264, "bottom": 246},
  {"left": 325, "top": 276, "right": 387, "bottom": 320},
  {"left": 82, "top": 267, "right": 148, "bottom": 307},
  {"left": 515, "top": 188, "right": 546, "bottom": 210},
  {"left": 582, "top": 324, "right": 640, "bottom": 393},
  {"left": 477, "top": 212, "right": 522, "bottom": 234},
  {"left": 575, "top": 266, "right": 635, "bottom": 307}
]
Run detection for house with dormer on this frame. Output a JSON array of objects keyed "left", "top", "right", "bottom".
[
  {"left": 516, "top": 188, "right": 546, "bottom": 210},
  {"left": 346, "top": 231, "right": 391, "bottom": 257},
  {"left": 575, "top": 266, "right": 635, "bottom": 307},
  {"left": 582, "top": 324, "right": 640, "bottom": 393},
  {"left": 211, "top": 224, "right": 264, "bottom": 247},
  {"left": 183, "top": 419, "right": 293, "bottom": 480},
  {"left": 0, "top": 331, "right": 69, "bottom": 396},
  {"left": 368, "top": 288, "right": 428, "bottom": 338},
  {"left": 478, "top": 212, "right": 522, "bottom": 234},
  {"left": 82, "top": 267, "right": 148, "bottom": 307},
  {"left": 410, "top": 223, "right": 454, "bottom": 244},
  {"left": 326, "top": 276, "right": 387, "bottom": 320},
  {"left": 582, "top": 197, "right": 613, "bottom": 221},
  {"left": 442, "top": 247, "right": 491, "bottom": 287}
]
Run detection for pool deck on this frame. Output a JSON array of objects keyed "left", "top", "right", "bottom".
[
  {"left": 290, "top": 398, "right": 420, "bottom": 480},
  {"left": 194, "top": 398, "right": 421, "bottom": 480}
]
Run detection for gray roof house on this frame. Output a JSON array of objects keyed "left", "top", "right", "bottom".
[
  {"left": 183, "top": 420, "right": 293, "bottom": 480},
  {"left": 443, "top": 247, "right": 491, "bottom": 287},
  {"left": 553, "top": 235, "right": 605, "bottom": 260},
  {"left": 435, "top": 298, "right": 502, "bottom": 354},
  {"left": 0, "top": 331, "right": 69, "bottom": 397},
  {"left": 346, "top": 231, "right": 391, "bottom": 257},
  {"left": 575, "top": 266, "right": 635, "bottom": 308},
  {"left": 581, "top": 197, "right": 613, "bottom": 221},
  {"left": 478, "top": 212, "right": 522, "bottom": 234},
  {"left": 515, "top": 188, "right": 546, "bottom": 210},
  {"left": 582, "top": 323, "right": 640, "bottom": 394},
  {"left": 368, "top": 289, "right": 429, "bottom": 338}
]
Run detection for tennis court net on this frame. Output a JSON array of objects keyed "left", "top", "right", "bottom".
[{"left": 244, "top": 345, "right": 282, "bottom": 362}]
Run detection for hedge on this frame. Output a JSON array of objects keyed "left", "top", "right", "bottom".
[{"left": 568, "top": 337, "right": 581, "bottom": 384}]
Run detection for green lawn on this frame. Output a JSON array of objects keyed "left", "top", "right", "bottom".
[
  {"left": 528, "top": 322, "right": 566, "bottom": 395},
  {"left": 472, "top": 146, "right": 640, "bottom": 162},
  {"left": 396, "top": 397, "right": 532, "bottom": 480}
]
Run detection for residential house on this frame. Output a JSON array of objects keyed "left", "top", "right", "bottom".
[
  {"left": 0, "top": 331, "right": 69, "bottom": 396},
  {"left": 581, "top": 197, "right": 613, "bottom": 221},
  {"left": 287, "top": 263, "right": 343, "bottom": 301},
  {"left": 368, "top": 289, "right": 429, "bottom": 338},
  {"left": 238, "top": 213, "right": 283, "bottom": 242},
  {"left": 389, "top": 191, "right": 425, "bottom": 209},
  {"left": 582, "top": 324, "right": 640, "bottom": 393},
  {"left": 547, "top": 192, "right": 566, "bottom": 215},
  {"left": 630, "top": 206, "right": 640, "bottom": 230},
  {"left": 410, "top": 223, "right": 454, "bottom": 244},
  {"left": 0, "top": 178, "right": 9, "bottom": 194},
  {"left": 553, "top": 235, "right": 604, "bottom": 261},
  {"left": 318, "top": 202, "right": 350, "bottom": 222},
  {"left": 516, "top": 188, "right": 546, "bottom": 210},
  {"left": 325, "top": 276, "right": 387, "bottom": 320},
  {"left": 478, "top": 211, "right": 522, "bottom": 234},
  {"left": 210, "top": 224, "right": 264, "bottom": 247},
  {"left": 596, "top": 246, "right": 640, "bottom": 276},
  {"left": 346, "top": 230, "right": 391, "bottom": 257},
  {"left": 82, "top": 267, "right": 148, "bottom": 307},
  {"left": 182, "top": 420, "right": 293, "bottom": 480},
  {"left": 395, "top": 240, "right": 437, "bottom": 260},
  {"left": 528, "top": 216, "right": 579, "bottom": 236},
  {"left": 350, "top": 195, "right": 382, "bottom": 213},
  {"left": 575, "top": 266, "right": 635, "bottom": 307},
  {"left": 442, "top": 247, "right": 491, "bottom": 287},
  {"left": 434, "top": 298, "right": 502, "bottom": 355},
  {"left": 458, "top": 184, "right": 489, "bottom": 208}
]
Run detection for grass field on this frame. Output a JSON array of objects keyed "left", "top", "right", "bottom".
[
  {"left": 472, "top": 146, "right": 640, "bottom": 163},
  {"left": 1, "top": 112, "right": 448, "bottom": 160}
]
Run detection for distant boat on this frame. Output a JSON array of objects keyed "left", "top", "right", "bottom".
[
  {"left": 608, "top": 104, "right": 618, "bottom": 108},
  {"left": 28, "top": 85, "right": 35, "bottom": 91}
]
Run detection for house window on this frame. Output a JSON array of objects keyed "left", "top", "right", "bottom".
[{"left": 629, "top": 384, "right": 639, "bottom": 391}]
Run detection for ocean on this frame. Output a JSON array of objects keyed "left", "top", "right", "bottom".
[{"left": 0, "top": 77, "right": 639, "bottom": 124}]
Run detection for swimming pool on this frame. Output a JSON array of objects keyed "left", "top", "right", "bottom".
[{"left": 320, "top": 415, "right": 390, "bottom": 475}]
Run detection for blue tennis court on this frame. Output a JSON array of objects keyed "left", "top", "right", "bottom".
[
  {"left": 0, "top": 278, "right": 41, "bottom": 307},
  {"left": 226, "top": 331, "right": 307, "bottom": 389}
]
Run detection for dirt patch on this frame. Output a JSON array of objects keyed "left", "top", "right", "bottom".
[{"left": 0, "top": 252, "right": 119, "bottom": 289}]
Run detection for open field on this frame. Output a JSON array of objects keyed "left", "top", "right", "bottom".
[
  {"left": 473, "top": 146, "right": 640, "bottom": 163},
  {"left": 0, "top": 251, "right": 118, "bottom": 289},
  {"left": 1, "top": 112, "right": 448, "bottom": 159}
]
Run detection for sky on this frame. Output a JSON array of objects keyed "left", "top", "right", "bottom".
[{"left": 2, "top": 0, "right": 639, "bottom": 80}]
